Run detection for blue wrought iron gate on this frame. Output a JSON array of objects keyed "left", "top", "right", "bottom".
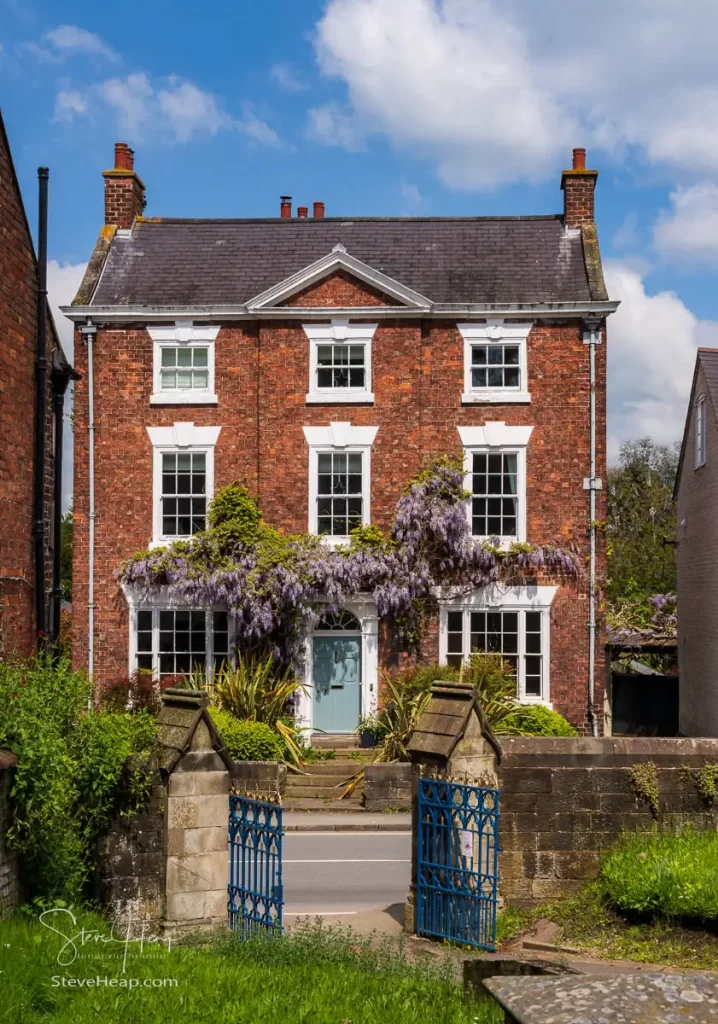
[
  {"left": 228, "top": 794, "right": 284, "bottom": 936},
  {"left": 416, "top": 777, "right": 500, "bottom": 950}
]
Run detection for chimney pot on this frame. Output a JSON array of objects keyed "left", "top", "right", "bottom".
[
  {"left": 280, "top": 195, "right": 292, "bottom": 219},
  {"left": 572, "top": 147, "right": 586, "bottom": 170},
  {"left": 297, "top": 206, "right": 308, "bottom": 219},
  {"left": 313, "top": 201, "right": 325, "bottom": 219},
  {"left": 114, "top": 142, "right": 134, "bottom": 171}
]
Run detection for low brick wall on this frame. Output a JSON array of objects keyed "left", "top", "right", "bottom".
[
  {"left": 498, "top": 737, "right": 718, "bottom": 905},
  {"left": 95, "top": 782, "right": 165, "bottom": 928},
  {"left": 0, "top": 753, "right": 20, "bottom": 916},
  {"left": 232, "top": 760, "right": 286, "bottom": 802},
  {"left": 364, "top": 763, "right": 413, "bottom": 811}
]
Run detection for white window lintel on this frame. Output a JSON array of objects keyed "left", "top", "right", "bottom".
[
  {"left": 458, "top": 422, "right": 533, "bottom": 449},
  {"left": 303, "top": 422, "right": 379, "bottom": 450}
]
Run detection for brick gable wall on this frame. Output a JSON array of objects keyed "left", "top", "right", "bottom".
[
  {"left": 281, "top": 270, "right": 395, "bottom": 307},
  {"left": 72, "top": 273, "right": 607, "bottom": 730},
  {"left": 0, "top": 127, "right": 55, "bottom": 657},
  {"left": 677, "top": 366, "right": 718, "bottom": 736}
]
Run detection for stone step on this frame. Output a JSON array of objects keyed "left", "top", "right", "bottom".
[
  {"left": 285, "top": 777, "right": 357, "bottom": 791},
  {"left": 295, "top": 761, "right": 366, "bottom": 776},
  {"left": 283, "top": 784, "right": 355, "bottom": 800},
  {"left": 281, "top": 797, "right": 365, "bottom": 812},
  {"left": 310, "top": 734, "right": 362, "bottom": 749}
]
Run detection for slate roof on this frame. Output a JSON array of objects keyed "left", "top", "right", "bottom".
[{"left": 89, "top": 215, "right": 594, "bottom": 307}]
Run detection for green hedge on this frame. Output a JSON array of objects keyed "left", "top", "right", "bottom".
[
  {"left": 511, "top": 704, "right": 578, "bottom": 736},
  {"left": 600, "top": 829, "right": 718, "bottom": 922},
  {"left": 210, "top": 710, "right": 285, "bottom": 762},
  {"left": 0, "top": 656, "right": 156, "bottom": 903}
]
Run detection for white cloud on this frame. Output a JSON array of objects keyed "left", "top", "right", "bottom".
[
  {"left": 28, "top": 24, "right": 119, "bottom": 63},
  {"left": 47, "top": 259, "right": 87, "bottom": 360},
  {"left": 270, "top": 62, "right": 306, "bottom": 92},
  {"left": 158, "top": 78, "right": 231, "bottom": 142},
  {"left": 605, "top": 262, "right": 718, "bottom": 459},
  {"left": 654, "top": 183, "right": 718, "bottom": 265},
  {"left": 59, "top": 74, "right": 280, "bottom": 146},
  {"left": 54, "top": 88, "right": 88, "bottom": 123},
  {"left": 313, "top": 0, "right": 718, "bottom": 188},
  {"left": 307, "top": 102, "right": 363, "bottom": 150},
  {"left": 400, "top": 182, "right": 423, "bottom": 213},
  {"left": 47, "top": 259, "right": 87, "bottom": 513}
]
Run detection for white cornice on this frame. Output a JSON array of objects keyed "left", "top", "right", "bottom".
[
  {"left": 61, "top": 301, "right": 620, "bottom": 324},
  {"left": 457, "top": 422, "right": 534, "bottom": 448},
  {"left": 246, "top": 246, "right": 432, "bottom": 311}
]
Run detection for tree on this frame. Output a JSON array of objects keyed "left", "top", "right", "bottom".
[
  {"left": 606, "top": 438, "right": 678, "bottom": 604},
  {"left": 60, "top": 512, "right": 73, "bottom": 602}
]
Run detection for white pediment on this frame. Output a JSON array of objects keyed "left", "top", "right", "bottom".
[{"left": 246, "top": 247, "right": 432, "bottom": 312}]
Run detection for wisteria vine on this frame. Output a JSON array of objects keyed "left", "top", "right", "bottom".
[{"left": 118, "top": 456, "right": 582, "bottom": 668}]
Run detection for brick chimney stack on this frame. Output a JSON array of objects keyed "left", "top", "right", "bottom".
[
  {"left": 561, "top": 147, "right": 598, "bottom": 230},
  {"left": 103, "top": 143, "right": 146, "bottom": 229}
]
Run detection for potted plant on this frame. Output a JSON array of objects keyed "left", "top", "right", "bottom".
[{"left": 356, "top": 715, "right": 384, "bottom": 748}]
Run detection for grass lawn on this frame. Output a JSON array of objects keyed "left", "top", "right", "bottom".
[
  {"left": 0, "top": 909, "right": 501, "bottom": 1024},
  {"left": 497, "top": 884, "right": 718, "bottom": 971}
]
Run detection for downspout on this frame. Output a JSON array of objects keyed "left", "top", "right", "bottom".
[
  {"left": 33, "top": 167, "right": 49, "bottom": 643},
  {"left": 81, "top": 320, "right": 97, "bottom": 682},
  {"left": 583, "top": 321, "right": 602, "bottom": 736},
  {"left": 50, "top": 357, "right": 78, "bottom": 649}
]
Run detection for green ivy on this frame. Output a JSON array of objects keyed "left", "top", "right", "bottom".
[
  {"left": 627, "top": 761, "right": 660, "bottom": 817},
  {"left": 0, "top": 656, "right": 157, "bottom": 903},
  {"left": 682, "top": 763, "right": 718, "bottom": 803}
]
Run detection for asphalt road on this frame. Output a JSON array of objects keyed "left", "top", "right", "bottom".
[{"left": 282, "top": 831, "right": 411, "bottom": 917}]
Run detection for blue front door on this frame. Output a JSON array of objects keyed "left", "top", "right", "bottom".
[{"left": 312, "top": 634, "right": 361, "bottom": 733}]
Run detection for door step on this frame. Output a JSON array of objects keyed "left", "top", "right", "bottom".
[{"left": 281, "top": 797, "right": 365, "bottom": 812}]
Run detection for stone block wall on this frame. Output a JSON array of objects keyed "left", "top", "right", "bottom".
[
  {"left": 364, "top": 763, "right": 413, "bottom": 811},
  {"left": 95, "top": 782, "right": 164, "bottom": 928},
  {"left": 232, "top": 760, "right": 286, "bottom": 802},
  {"left": 498, "top": 737, "right": 718, "bottom": 905},
  {"left": 0, "top": 757, "right": 20, "bottom": 916}
]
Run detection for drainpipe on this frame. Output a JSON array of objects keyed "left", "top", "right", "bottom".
[
  {"left": 33, "top": 168, "right": 49, "bottom": 643},
  {"left": 50, "top": 356, "right": 79, "bottom": 649},
  {"left": 583, "top": 320, "right": 602, "bottom": 737},
  {"left": 81, "top": 320, "right": 97, "bottom": 681}
]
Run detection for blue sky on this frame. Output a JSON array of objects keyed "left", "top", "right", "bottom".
[{"left": 4, "top": 0, "right": 718, "bottom": 495}]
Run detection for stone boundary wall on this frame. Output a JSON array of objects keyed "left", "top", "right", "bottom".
[
  {"left": 0, "top": 754, "right": 20, "bottom": 916},
  {"left": 364, "top": 763, "right": 413, "bottom": 811},
  {"left": 232, "top": 761, "right": 286, "bottom": 802},
  {"left": 95, "top": 782, "right": 165, "bottom": 928},
  {"left": 498, "top": 737, "right": 718, "bottom": 905}
]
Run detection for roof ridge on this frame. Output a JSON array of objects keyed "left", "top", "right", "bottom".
[{"left": 136, "top": 214, "right": 564, "bottom": 225}]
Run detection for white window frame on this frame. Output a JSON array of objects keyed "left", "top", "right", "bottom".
[
  {"left": 460, "top": 320, "right": 532, "bottom": 404},
  {"left": 304, "top": 319, "right": 376, "bottom": 404},
  {"left": 303, "top": 422, "right": 379, "bottom": 546},
  {"left": 458, "top": 423, "right": 533, "bottom": 545},
  {"left": 696, "top": 395, "right": 707, "bottom": 469},
  {"left": 439, "top": 584, "right": 557, "bottom": 704},
  {"left": 125, "top": 587, "right": 236, "bottom": 681},
  {"left": 147, "top": 422, "right": 221, "bottom": 548},
  {"left": 149, "top": 321, "right": 219, "bottom": 405}
]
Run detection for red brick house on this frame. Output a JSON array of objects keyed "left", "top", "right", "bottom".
[
  {"left": 675, "top": 348, "right": 718, "bottom": 737},
  {"left": 65, "top": 143, "right": 616, "bottom": 734},
  {"left": 0, "top": 110, "right": 74, "bottom": 657}
]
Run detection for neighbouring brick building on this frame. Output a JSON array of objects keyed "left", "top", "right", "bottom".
[
  {"left": 66, "top": 143, "right": 617, "bottom": 734},
  {"left": 0, "top": 110, "right": 73, "bottom": 657},
  {"left": 675, "top": 348, "right": 718, "bottom": 736}
]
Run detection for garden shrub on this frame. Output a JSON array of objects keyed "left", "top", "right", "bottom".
[
  {"left": 600, "top": 829, "right": 718, "bottom": 922},
  {"left": 210, "top": 710, "right": 285, "bottom": 762},
  {"left": 0, "top": 656, "right": 157, "bottom": 903},
  {"left": 510, "top": 704, "right": 578, "bottom": 736}
]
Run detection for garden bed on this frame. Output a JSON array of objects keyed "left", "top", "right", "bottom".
[{"left": 0, "top": 910, "right": 501, "bottom": 1024}]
